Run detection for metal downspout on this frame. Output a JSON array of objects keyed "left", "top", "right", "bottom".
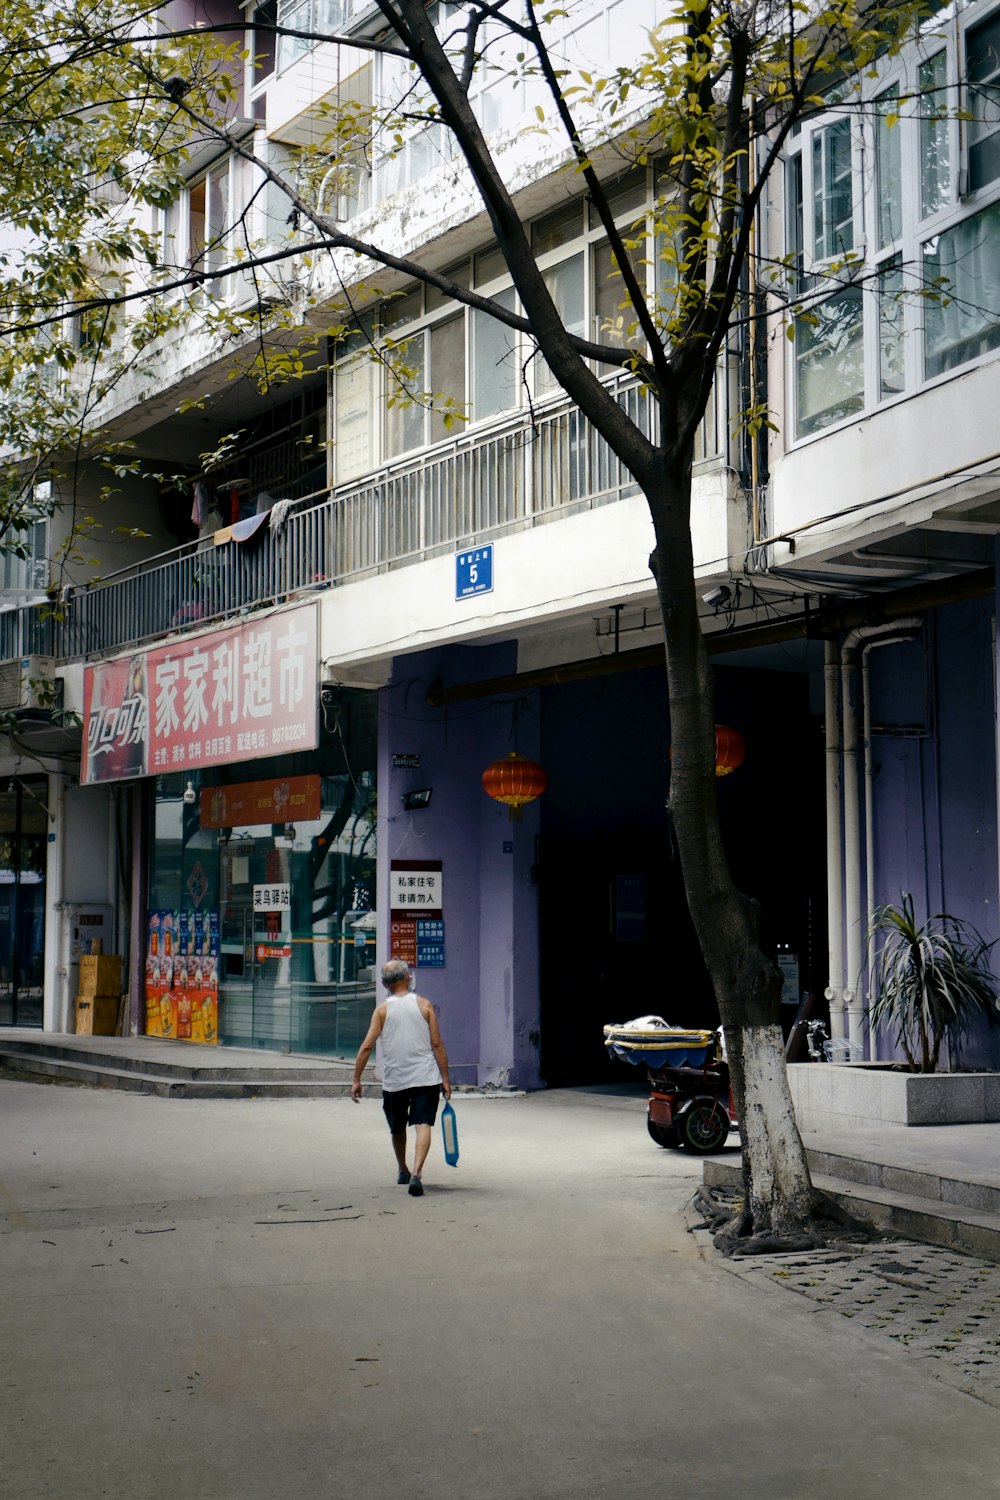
[
  {"left": 862, "top": 623, "right": 922, "bottom": 1060},
  {"left": 842, "top": 621, "right": 922, "bottom": 1051},
  {"left": 824, "top": 642, "right": 845, "bottom": 1042}
]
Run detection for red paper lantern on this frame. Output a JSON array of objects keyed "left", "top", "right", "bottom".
[
  {"left": 668, "top": 725, "right": 746, "bottom": 777},
  {"left": 714, "top": 725, "right": 745, "bottom": 777},
  {"left": 482, "top": 752, "right": 548, "bottom": 817}
]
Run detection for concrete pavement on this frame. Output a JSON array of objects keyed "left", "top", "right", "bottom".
[{"left": 3, "top": 1078, "right": 1000, "bottom": 1499}]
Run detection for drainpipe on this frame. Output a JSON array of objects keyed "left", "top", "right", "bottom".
[
  {"left": 842, "top": 621, "right": 921, "bottom": 1052},
  {"left": 46, "top": 770, "right": 69, "bottom": 1033},
  {"left": 824, "top": 642, "right": 846, "bottom": 1042},
  {"left": 862, "top": 623, "right": 922, "bottom": 1060}
]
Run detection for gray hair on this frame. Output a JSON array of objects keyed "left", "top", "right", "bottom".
[{"left": 381, "top": 959, "right": 411, "bottom": 988}]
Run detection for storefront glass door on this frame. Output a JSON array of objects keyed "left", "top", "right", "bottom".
[
  {"left": 0, "top": 778, "right": 47, "bottom": 1027},
  {"left": 148, "top": 709, "right": 377, "bottom": 1057}
]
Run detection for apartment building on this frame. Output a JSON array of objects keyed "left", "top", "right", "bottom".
[{"left": 1, "top": 0, "right": 997, "bottom": 1081}]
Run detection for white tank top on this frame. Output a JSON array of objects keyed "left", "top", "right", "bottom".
[{"left": 380, "top": 993, "right": 441, "bottom": 1092}]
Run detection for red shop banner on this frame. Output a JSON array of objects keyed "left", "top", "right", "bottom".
[
  {"left": 82, "top": 603, "right": 318, "bottom": 785},
  {"left": 199, "top": 774, "right": 322, "bottom": 828}
]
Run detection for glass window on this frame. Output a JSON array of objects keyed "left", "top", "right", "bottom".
[
  {"left": 811, "top": 118, "right": 854, "bottom": 261},
  {"left": 385, "top": 332, "right": 427, "bottom": 457},
  {"left": 878, "top": 256, "right": 905, "bottom": 398},
  {"left": 429, "top": 316, "right": 466, "bottom": 442},
  {"left": 334, "top": 354, "right": 375, "bottom": 482},
  {"left": 593, "top": 239, "right": 647, "bottom": 355},
  {"left": 794, "top": 286, "right": 864, "bottom": 436},
  {"left": 923, "top": 200, "right": 1000, "bottom": 375},
  {"left": 968, "top": 13, "right": 1000, "bottom": 193},
  {"left": 919, "top": 52, "right": 951, "bottom": 217},
  {"left": 474, "top": 245, "right": 508, "bottom": 286},
  {"left": 536, "top": 255, "right": 584, "bottom": 395},
  {"left": 876, "top": 88, "right": 902, "bottom": 249},
  {"left": 473, "top": 287, "right": 518, "bottom": 418},
  {"left": 531, "top": 200, "right": 584, "bottom": 255},
  {"left": 250, "top": 0, "right": 277, "bottom": 83}
]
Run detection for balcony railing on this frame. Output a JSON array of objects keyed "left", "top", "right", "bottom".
[{"left": 2, "top": 371, "right": 727, "bottom": 665}]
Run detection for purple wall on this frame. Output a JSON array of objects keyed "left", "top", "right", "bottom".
[
  {"left": 869, "top": 597, "right": 1000, "bottom": 1067},
  {"left": 377, "top": 642, "right": 542, "bottom": 1088}
]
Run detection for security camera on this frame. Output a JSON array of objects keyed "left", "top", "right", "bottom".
[
  {"left": 182, "top": 780, "right": 197, "bottom": 806},
  {"left": 702, "top": 585, "right": 732, "bottom": 609},
  {"left": 320, "top": 685, "right": 337, "bottom": 709}
]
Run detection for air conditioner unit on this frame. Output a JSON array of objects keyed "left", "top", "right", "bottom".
[{"left": 0, "top": 655, "right": 57, "bottom": 712}]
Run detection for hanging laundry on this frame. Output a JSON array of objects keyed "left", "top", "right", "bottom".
[{"left": 191, "top": 479, "right": 210, "bottom": 528}]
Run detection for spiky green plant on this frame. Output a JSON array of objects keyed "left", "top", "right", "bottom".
[{"left": 868, "top": 894, "right": 998, "bottom": 1073}]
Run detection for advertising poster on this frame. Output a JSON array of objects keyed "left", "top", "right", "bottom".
[{"left": 144, "top": 907, "right": 219, "bottom": 1043}]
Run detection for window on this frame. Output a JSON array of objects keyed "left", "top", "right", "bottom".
[
  {"left": 276, "top": 0, "right": 348, "bottom": 71},
  {"left": 811, "top": 118, "right": 856, "bottom": 263},
  {"left": 919, "top": 52, "right": 951, "bottom": 218},
  {"left": 876, "top": 88, "right": 902, "bottom": 250},
  {"left": 1, "top": 510, "right": 49, "bottom": 597},
  {"left": 535, "top": 256, "right": 584, "bottom": 395},
  {"left": 967, "top": 13, "right": 1000, "bottom": 193},
  {"left": 473, "top": 288, "right": 518, "bottom": 419},
  {"left": 923, "top": 200, "right": 1000, "bottom": 375},
  {"left": 593, "top": 240, "right": 648, "bottom": 357},
  {"left": 334, "top": 355, "right": 375, "bottom": 483},
  {"left": 878, "top": 256, "right": 905, "bottom": 398},
  {"left": 162, "top": 160, "right": 236, "bottom": 284},
  {"left": 793, "top": 287, "right": 865, "bottom": 437}
]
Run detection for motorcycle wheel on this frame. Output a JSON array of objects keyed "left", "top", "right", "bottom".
[
  {"left": 679, "top": 1100, "right": 730, "bottom": 1154},
  {"left": 646, "top": 1114, "right": 681, "bottom": 1149}
]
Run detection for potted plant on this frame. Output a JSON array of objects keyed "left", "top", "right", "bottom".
[{"left": 868, "top": 893, "right": 999, "bottom": 1073}]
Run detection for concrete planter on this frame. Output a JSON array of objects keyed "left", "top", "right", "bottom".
[{"left": 787, "top": 1062, "right": 1000, "bottom": 1131}]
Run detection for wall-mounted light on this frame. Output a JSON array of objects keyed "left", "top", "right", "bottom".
[{"left": 402, "top": 787, "right": 432, "bottom": 811}]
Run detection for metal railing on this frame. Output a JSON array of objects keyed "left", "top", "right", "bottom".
[{"left": 3, "top": 371, "right": 726, "bottom": 664}]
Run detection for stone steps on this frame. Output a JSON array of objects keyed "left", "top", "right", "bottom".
[
  {"left": 704, "top": 1147, "right": 1000, "bottom": 1263},
  {"left": 0, "top": 1038, "right": 378, "bottom": 1099}
]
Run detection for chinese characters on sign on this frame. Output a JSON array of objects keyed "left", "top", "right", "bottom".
[
  {"left": 390, "top": 859, "right": 444, "bottom": 967},
  {"left": 253, "top": 883, "right": 291, "bottom": 913},
  {"left": 455, "top": 544, "right": 493, "bottom": 600},
  {"left": 389, "top": 868, "right": 443, "bottom": 909},
  {"left": 200, "top": 774, "right": 322, "bottom": 829},
  {"left": 81, "top": 604, "right": 318, "bottom": 784},
  {"left": 415, "top": 918, "right": 446, "bottom": 968}
]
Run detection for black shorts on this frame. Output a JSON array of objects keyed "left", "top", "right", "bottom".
[{"left": 382, "top": 1084, "right": 441, "bottom": 1133}]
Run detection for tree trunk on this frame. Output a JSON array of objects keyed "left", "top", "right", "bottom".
[{"left": 646, "top": 455, "right": 819, "bottom": 1241}]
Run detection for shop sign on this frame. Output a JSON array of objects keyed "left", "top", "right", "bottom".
[
  {"left": 256, "top": 943, "right": 292, "bottom": 961},
  {"left": 389, "top": 859, "right": 443, "bottom": 914},
  {"left": 253, "top": 882, "right": 290, "bottom": 911},
  {"left": 81, "top": 603, "right": 318, "bottom": 785},
  {"left": 200, "top": 774, "right": 322, "bottom": 829}
]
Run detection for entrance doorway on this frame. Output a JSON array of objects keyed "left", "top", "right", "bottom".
[{"left": 0, "top": 777, "right": 47, "bottom": 1027}]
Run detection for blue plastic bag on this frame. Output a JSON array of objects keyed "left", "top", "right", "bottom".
[{"left": 441, "top": 1100, "right": 459, "bottom": 1167}]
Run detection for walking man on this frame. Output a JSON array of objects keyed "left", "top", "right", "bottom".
[{"left": 351, "top": 959, "right": 452, "bottom": 1197}]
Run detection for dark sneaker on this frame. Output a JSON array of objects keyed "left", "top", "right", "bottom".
[
  {"left": 397, "top": 1168, "right": 412, "bottom": 1185},
  {"left": 408, "top": 1176, "right": 423, "bottom": 1197}
]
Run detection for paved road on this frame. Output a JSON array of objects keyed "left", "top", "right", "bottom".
[{"left": 3, "top": 1078, "right": 1000, "bottom": 1500}]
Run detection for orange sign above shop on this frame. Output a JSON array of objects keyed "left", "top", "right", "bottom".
[{"left": 200, "top": 774, "right": 322, "bottom": 829}]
